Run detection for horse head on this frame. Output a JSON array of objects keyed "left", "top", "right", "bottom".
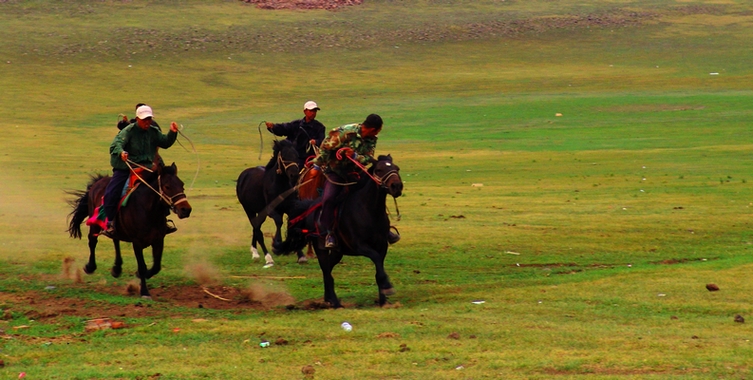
[
  {"left": 274, "top": 140, "right": 300, "bottom": 187},
  {"left": 158, "top": 162, "right": 192, "bottom": 219},
  {"left": 373, "top": 154, "right": 403, "bottom": 198}
]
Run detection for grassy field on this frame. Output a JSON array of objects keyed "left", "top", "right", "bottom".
[{"left": 2, "top": 0, "right": 753, "bottom": 378}]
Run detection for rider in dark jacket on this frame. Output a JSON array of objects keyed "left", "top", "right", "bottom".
[{"left": 265, "top": 101, "right": 326, "bottom": 168}]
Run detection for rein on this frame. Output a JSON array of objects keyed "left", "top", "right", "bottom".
[
  {"left": 125, "top": 160, "right": 188, "bottom": 211},
  {"left": 341, "top": 153, "right": 402, "bottom": 220}
]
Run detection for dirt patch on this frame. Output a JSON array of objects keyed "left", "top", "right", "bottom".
[{"left": 240, "top": 0, "right": 362, "bottom": 10}]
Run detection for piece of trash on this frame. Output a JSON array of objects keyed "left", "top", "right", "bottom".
[
  {"left": 555, "top": 113, "right": 563, "bottom": 117},
  {"left": 43, "top": 342, "right": 52, "bottom": 347},
  {"left": 44, "top": 286, "right": 56, "bottom": 290},
  {"left": 13, "top": 325, "right": 30, "bottom": 330},
  {"left": 658, "top": 293, "right": 666, "bottom": 297},
  {"left": 263, "top": 263, "right": 274, "bottom": 269},
  {"left": 172, "top": 328, "right": 180, "bottom": 333},
  {"left": 710, "top": 72, "right": 719, "bottom": 75},
  {"left": 19, "top": 373, "right": 26, "bottom": 379},
  {"left": 627, "top": 264, "right": 632, "bottom": 267},
  {"left": 505, "top": 251, "right": 520, "bottom": 255},
  {"left": 706, "top": 284, "right": 720, "bottom": 291},
  {"left": 341, "top": 322, "right": 353, "bottom": 332},
  {"left": 471, "top": 183, "right": 484, "bottom": 187},
  {"left": 260, "top": 340, "right": 270, "bottom": 348},
  {"left": 516, "top": 263, "right": 520, "bottom": 267},
  {"left": 455, "top": 365, "right": 465, "bottom": 370},
  {"left": 471, "top": 300, "right": 485, "bottom": 304},
  {"left": 735, "top": 315, "right": 745, "bottom": 323}
]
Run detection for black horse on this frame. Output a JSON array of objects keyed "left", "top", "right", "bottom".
[
  {"left": 236, "top": 139, "right": 307, "bottom": 267},
  {"left": 274, "top": 155, "right": 403, "bottom": 307},
  {"left": 67, "top": 162, "right": 192, "bottom": 299}
]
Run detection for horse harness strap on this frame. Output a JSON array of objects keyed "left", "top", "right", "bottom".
[{"left": 276, "top": 153, "right": 299, "bottom": 175}]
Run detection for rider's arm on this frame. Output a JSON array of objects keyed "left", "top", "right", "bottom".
[{"left": 155, "top": 124, "right": 178, "bottom": 149}]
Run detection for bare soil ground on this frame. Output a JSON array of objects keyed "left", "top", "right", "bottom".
[{"left": 241, "top": 0, "right": 362, "bottom": 11}]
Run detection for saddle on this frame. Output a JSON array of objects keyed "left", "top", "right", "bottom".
[{"left": 85, "top": 168, "right": 147, "bottom": 229}]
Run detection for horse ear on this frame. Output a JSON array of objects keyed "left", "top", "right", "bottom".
[{"left": 171, "top": 162, "right": 177, "bottom": 173}]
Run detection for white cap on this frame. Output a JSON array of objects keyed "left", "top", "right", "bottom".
[
  {"left": 136, "top": 105, "right": 153, "bottom": 119},
  {"left": 303, "top": 101, "right": 320, "bottom": 111}
]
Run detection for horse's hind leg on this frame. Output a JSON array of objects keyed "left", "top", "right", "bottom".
[
  {"left": 111, "top": 240, "right": 123, "bottom": 278},
  {"left": 296, "top": 249, "right": 308, "bottom": 264},
  {"left": 83, "top": 228, "right": 98, "bottom": 274}
]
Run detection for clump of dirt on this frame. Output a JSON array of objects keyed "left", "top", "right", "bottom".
[{"left": 241, "top": 0, "right": 361, "bottom": 11}]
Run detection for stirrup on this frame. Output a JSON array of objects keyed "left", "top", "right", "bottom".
[
  {"left": 166, "top": 219, "right": 177, "bottom": 235},
  {"left": 325, "top": 234, "right": 337, "bottom": 249},
  {"left": 388, "top": 226, "right": 400, "bottom": 245}
]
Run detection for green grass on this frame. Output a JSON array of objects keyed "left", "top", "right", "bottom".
[{"left": 3, "top": 0, "right": 753, "bottom": 378}]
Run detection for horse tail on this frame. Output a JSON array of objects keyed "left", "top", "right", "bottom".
[{"left": 66, "top": 174, "right": 104, "bottom": 239}]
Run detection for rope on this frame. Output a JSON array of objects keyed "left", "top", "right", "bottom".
[
  {"left": 258, "top": 121, "right": 265, "bottom": 161},
  {"left": 175, "top": 125, "right": 200, "bottom": 190},
  {"left": 125, "top": 160, "right": 173, "bottom": 205}
]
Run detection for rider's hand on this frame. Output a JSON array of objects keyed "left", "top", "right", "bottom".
[
  {"left": 122, "top": 115, "right": 128, "bottom": 122},
  {"left": 121, "top": 151, "right": 129, "bottom": 162},
  {"left": 170, "top": 122, "right": 179, "bottom": 133},
  {"left": 336, "top": 147, "right": 354, "bottom": 160},
  {"left": 265, "top": 122, "right": 274, "bottom": 130}
]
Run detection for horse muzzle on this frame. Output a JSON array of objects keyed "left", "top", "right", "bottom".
[{"left": 174, "top": 202, "right": 192, "bottom": 219}]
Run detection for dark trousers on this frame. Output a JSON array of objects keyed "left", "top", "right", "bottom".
[
  {"left": 103, "top": 169, "right": 130, "bottom": 223},
  {"left": 318, "top": 172, "right": 345, "bottom": 234}
]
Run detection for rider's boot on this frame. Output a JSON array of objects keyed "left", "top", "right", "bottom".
[
  {"left": 103, "top": 220, "right": 116, "bottom": 238},
  {"left": 325, "top": 233, "right": 337, "bottom": 249}
]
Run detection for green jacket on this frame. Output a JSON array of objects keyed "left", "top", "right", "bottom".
[
  {"left": 315, "top": 123, "right": 377, "bottom": 176},
  {"left": 109, "top": 123, "right": 177, "bottom": 170}
]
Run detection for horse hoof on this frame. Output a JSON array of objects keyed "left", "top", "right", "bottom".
[
  {"left": 380, "top": 288, "right": 396, "bottom": 296},
  {"left": 83, "top": 265, "right": 96, "bottom": 275},
  {"left": 297, "top": 256, "right": 308, "bottom": 264},
  {"left": 111, "top": 267, "right": 122, "bottom": 278},
  {"left": 141, "top": 295, "right": 152, "bottom": 301}
]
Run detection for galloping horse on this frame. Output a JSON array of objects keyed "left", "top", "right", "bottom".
[
  {"left": 67, "top": 162, "right": 192, "bottom": 299},
  {"left": 236, "top": 139, "right": 307, "bottom": 266},
  {"left": 274, "top": 155, "right": 403, "bottom": 307}
]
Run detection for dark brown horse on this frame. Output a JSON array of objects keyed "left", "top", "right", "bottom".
[
  {"left": 236, "top": 139, "right": 307, "bottom": 267},
  {"left": 274, "top": 155, "right": 403, "bottom": 307},
  {"left": 67, "top": 162, "right": 192, "bottom": 299}
]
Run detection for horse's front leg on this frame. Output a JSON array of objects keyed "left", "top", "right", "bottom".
[
  {"left": 132, "top": 243, "right": 152, "bottom": 299},
  {"left": 83, "top": 228, "right": 98, "bottom": 274},
  {"left": 362, "top": 247, "right": 395, "bottom": 306},
  {"left": 111, "top": 239, "right": 123, "bottom": 278},
  {"left": 146, "top": 238, "right": 164, "bottom": 279},
  {"left": 316, "top": 248, "right": 342, "bottom": 308}
]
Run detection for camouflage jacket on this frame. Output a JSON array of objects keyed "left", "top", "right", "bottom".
[{"left": 314, "top": 123, "right": 377, "bottom": 176}]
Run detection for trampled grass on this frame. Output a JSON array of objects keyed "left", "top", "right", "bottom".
[{"left": 2, "top": 0, "right": 753, "bottom": 378}]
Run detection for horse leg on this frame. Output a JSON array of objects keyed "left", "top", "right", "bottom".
[
  {"left": 132, "top": 244, "right": 152, "bottom": 299},
  {"left": 83, "top": 228, "right": 98, "bottom": 274},
  {"left": 111, "top": 239, "right": 123, "bottom": 278},
  {"left": 296, "top": 249, "right": 308, "bottom": 264},
  {"left": 146, "top": 238, "right": 164, "bottom": 279},
  {"left": 249, "top": 213, "right": 261, "bottom": 260},
  {"left": 363, "top": 248, "right": 395, "bottom": 306},
  {"left": 315, "top": 248, "right": 342, "bottom": 308}
]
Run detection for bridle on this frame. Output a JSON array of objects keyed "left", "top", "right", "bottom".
[{"left": 276, "top": 150, "right": 299, "bottom": 178}]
